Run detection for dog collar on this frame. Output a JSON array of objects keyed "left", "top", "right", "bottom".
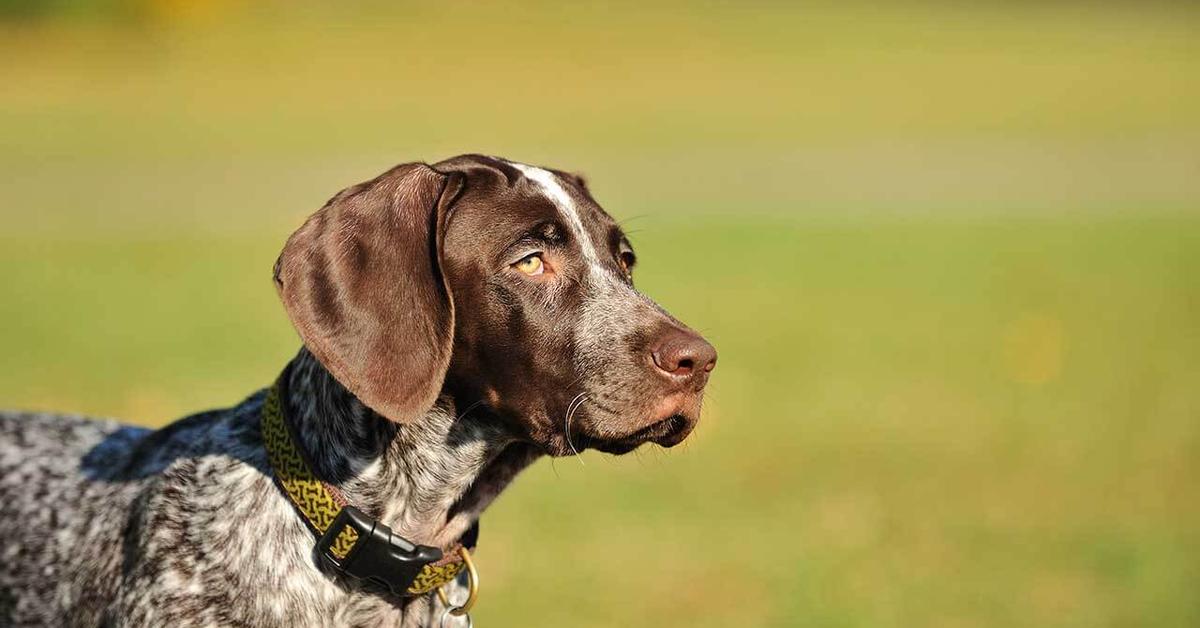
[{"left": 260, "top": 376, "right": 477, "bottom": 598}]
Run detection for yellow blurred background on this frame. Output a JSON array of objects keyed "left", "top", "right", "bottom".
[{"left": 1, "top": 1, "right": 1197, "bottom": 626}]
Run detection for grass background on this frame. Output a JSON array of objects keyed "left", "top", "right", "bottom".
[{"left": 1, "top": 1, "right": 1198, "bottom": 625}]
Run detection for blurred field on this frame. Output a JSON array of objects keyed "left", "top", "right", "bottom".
[{"left": 1, "top": 2, "right": 1198, "bottom": 626}]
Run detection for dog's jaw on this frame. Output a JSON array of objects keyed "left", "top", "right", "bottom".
[{"left": 284, "top": 348, "right": 540, "bottom": 552}]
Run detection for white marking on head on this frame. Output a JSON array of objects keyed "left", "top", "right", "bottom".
[
  {"left": 508, "top": 162, "right": 603, "bottom": 269},
  {"left": 505, "top": 160, "right": 653, "bottom": 407}
]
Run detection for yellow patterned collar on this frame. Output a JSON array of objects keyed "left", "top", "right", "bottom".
[{"left": 261, "top": 377, "right": 475, "bottom": 598}]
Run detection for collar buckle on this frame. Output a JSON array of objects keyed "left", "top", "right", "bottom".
[{"left": 317, "top": 505, "right": 443, "bottom": 597}]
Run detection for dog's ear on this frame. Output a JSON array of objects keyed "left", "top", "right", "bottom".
[{"left": 273, "top": 163, "right": 466, "bottom": 423}]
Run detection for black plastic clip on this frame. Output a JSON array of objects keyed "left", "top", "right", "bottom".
[{"left": 316, "top": 505, "right": 443, "bottom": 597}]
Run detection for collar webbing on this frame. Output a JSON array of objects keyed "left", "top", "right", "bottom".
[{"left": 261, "top": 379, "right": 470, "bottom": 596}]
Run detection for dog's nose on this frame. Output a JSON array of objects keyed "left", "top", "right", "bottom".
[{"left": 651, "top": 327, "right": 717, "bottom": 387}]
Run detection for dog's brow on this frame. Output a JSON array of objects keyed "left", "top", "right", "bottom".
[
  {"left": 501, "top": 223, "right": 568, "bottom": 262},
  {"left": 537, "top": 221, "right": 568, "bottom": 244},
  {"left": 508, "top": 162, "right": 602, "bottom": 268}
]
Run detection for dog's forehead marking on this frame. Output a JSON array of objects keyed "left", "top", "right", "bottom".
[{"left": 508, "top": 162, "right": 602, "bottom": 267}]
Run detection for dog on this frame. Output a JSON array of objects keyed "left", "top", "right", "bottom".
[{"left": 0, "top": 155, "right": 717, "bottom": 627}]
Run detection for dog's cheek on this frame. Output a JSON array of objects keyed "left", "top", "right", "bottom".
[{"left": 464, "top": 286, "right": 576, "bottom": 436}]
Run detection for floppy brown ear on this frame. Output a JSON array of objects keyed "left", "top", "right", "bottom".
[{"left": 273, "top": 163, "right": 466, "bottom": 423}]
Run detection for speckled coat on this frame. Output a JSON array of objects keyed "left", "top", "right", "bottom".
[{"left": 0, "top": 350, "right": 538, "bottom": 627}]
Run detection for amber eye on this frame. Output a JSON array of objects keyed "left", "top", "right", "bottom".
[{"left": 514, "top": 254, "right": 544, "bottom": 276}]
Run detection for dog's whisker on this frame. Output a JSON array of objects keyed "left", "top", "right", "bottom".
[
  {"left": 564, "top": 395, "right": 587, "bottom": 454},
  {"left": 563, "top": 392, "right": 587, "bottom": 464},
  {"left": 454, "top": 399, "right": 486, "bottom": 422}
]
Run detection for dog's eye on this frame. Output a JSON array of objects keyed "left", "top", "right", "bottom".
[
  {"left": 514, "top": 254, "right": 545, "bottom": 276},
  {"left": 618, "top": 251, "right": 636, "bottom": 276}
]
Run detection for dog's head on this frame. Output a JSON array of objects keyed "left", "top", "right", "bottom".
[{"left": 274, "top": 155, "right": 716, "bottom": 455}]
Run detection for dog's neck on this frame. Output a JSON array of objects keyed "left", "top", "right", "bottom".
[{"left": 281, "top": 348, "right": 540, "bottom": 549}]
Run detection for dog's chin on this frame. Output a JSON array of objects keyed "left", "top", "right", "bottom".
[{"left": 573, "top": 413, "right": 696, "bottom": 456}]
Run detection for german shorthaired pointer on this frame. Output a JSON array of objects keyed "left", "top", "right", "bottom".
[{"left": 0, "top": 155, "right": 717, "bottom": 627}]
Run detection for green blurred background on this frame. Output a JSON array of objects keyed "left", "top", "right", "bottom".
[{"left": 2, "top": 1, "right": 1198, "bottom": 626}]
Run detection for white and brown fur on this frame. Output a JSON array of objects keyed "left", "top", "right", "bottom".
[{"left": 0, "top": 155, "right": 716, "bottom": 627}]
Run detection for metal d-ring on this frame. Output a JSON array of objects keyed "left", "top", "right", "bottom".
[
  {"left": 439, "top": 606, "right": 473, "bottom": 628},
  {"left": 437, "top": 546, "right": 479, "bottom": 617}
]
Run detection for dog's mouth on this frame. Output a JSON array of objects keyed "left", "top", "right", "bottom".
[{"left": 575, "top": 413, "right": 695, "bottom": 455}]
